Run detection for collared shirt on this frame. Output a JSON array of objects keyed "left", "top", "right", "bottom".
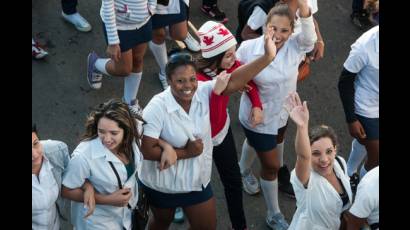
[
  {"left": 140, "top": 81, "right": 215, "bottom": 193},
  {"left": 62, "top": 138, "right": 142, "bottom": 230},
  {"left": 32, "top": 156, "right": 60, "bottom": 230},
  {"left": 349, "top": 166, "right": 379, "bottom": 226},
  {"left": 343, "top": 26, "right": 379, "bottom": 118},
  {"left": 155, "top": 0, "right": 181, "bottom": 15},
  {"left": 237, "top": 15, "right": 317, "bottom": 135},
  {"left": 289, "top": 157, "right": 352, "bottom": 230}
]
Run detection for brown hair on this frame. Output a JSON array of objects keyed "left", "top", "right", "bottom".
[
  {"left": 196, "top": 51, "right": 226, "bottom": 74},
  {"left": 309, "top": 125, "right": 338, "bottom": 147},
  {"left": 82, "top": 99, "right": 143, "bottom": 161},
  {"left": 265, "top": 3, "right": 295, "bottom": 30}
]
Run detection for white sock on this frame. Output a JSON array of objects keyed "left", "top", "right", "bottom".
[
  {"left": 149, "top": 41, "right": 167, "bottom": 79},
  {"left": 347, "top": 139, "right": 367, "bottom": 176},
  {"left": 260, "top": 178, "right": 281, "bottom": 215},
  {"left": 277, "top": 142, "right": 284, "bottom": 167},
  {"left": 239, "top": 139, "right": 257, "bottom": 175},
  {"left": 123, "top": 72, "right": 142, "bottom": 104},
  {"left": 95, "top": 58, "right": 111, "bottom": 76},
  {"left": 359, "top": 164, "right": 368, "bottom": 179}
]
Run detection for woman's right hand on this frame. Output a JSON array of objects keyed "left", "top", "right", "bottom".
[
  {"left": 158, "top": 139, "right": 177, "bottom": 170},
  {"left": 106, "top": 44, "right": 121, "bottom": 62},
  {"left": 108, "top": 188, "right": 132, "bottom": 207},
  {"left": 186, "top": 139, "right": 204, "bottom": 157},
  {"left": 348, "top": 120, "right": 367, "bottom": 141},
  {"left": 284, "top": 92, "right": 309, "bottom": 127},
  {"left": 263, "top": 26, "right": 277, "bottom": 61}
]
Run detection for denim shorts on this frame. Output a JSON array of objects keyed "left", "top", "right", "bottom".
[
  {"left": 356, "top": 114, "right": 379, "bottom": 140},
  {"left": 152, "top": 0, "right": 188, "bottom": 29},
  {"left": 139, "top": 180, "right": 213, "bottom": 208},
  {"left": 242, "top": 126, "right": 278, "bottom": 152},
  {"left": 102, "top": 19, "right": 152, "bottom": 52}
]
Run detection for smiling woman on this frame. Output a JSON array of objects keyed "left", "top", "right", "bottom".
[{"left": 139, "top": 31, "right": 276, "bottom": 229}]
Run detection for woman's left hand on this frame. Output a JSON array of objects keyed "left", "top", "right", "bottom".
[
  {"left": 82, "top": 181, "right": 96, "bottom": 218},
  {"left": 213, "top": 70, "right": 231, "bottom": 95},
  {"left": 310, "top": 41, "right": 325, "bottom": 61},
  {"left": 284, "top": 92, "right": 309, "bottom": 127}
]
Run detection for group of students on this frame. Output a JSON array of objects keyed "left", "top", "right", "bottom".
[{"left": 32, "top": 0, "right": 379, "bottom": 229}]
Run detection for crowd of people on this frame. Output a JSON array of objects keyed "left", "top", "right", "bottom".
[{"left": 33, "top": 0, "right": 379, "bottom": 229}]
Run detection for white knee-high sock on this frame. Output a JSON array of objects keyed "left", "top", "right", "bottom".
[
  {"left": 277, "top": 142, "right": 284, "bottom": 167},
  {"left": 239, "top": 139, "right": 257, "bottom": 175},
  {"left": 95, "top": 58, "right": 112, "bottom": 76},
  {"left": 347, "top": 139, "right": 367, "bottom": 176},
  {"left": 260, "top": 178, "right": 281, "bottom": 215},
  {"left": 359, "top": 164, "right": 368, "bottom": 179},
  {"left": 123, "top": 72, "right": 142, "bottom": 104},
  {"left": 149, "top": 41, "right": 167, "bottom": 79}
]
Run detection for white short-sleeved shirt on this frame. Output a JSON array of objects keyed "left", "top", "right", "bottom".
[
  {"left": 289, "top": 157, "right": 352, "bottom": 230},
  {"left": 155, "top": 0, "right": 180, "bottom": 15},
  {"left": 246, "top": 0, "right": 318, "bottom": 35},
  {"left": 237, "top": 15, "right": 316, "bottom": 135},
  {"left": 32, "top": 156, "right": 60, "bottom": 230},
  {"left": 349, "top": 166, "right": 379, "bottom": 226},
  {"left": 62, "top": 138, "right": 142, "bottom": 230},
  {"left": 140, "top": 81, "right": 215, "bottom": 193},
  {"left": 343, "top": 26, "right": 379, "bottom": 118}
]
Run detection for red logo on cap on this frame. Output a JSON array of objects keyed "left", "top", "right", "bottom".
[
  {"left": 218, "top": 28, "right": 229, "bottom": 36},
  {"left": 203, "top": 36, "right": 214, "bottom": 46}
]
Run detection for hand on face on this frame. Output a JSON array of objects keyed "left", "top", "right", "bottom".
[{"left": 264, "top": 26, "right": 277, "bottom": 60}]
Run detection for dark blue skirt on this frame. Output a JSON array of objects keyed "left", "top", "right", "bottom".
[{"left": 152, "top": 0, "right": 188, "bottom": 30}]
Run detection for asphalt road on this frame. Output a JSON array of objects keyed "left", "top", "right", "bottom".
[{"left": 32, "top": 0, "right": 366, "bottom": 229}]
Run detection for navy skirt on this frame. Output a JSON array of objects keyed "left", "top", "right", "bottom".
[{"left": 152, "top": 0, "right": 188, "bottom": 30}]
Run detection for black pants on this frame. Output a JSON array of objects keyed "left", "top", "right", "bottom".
[
  {"left": 202, "top": 0, "right": 217, "bottom": 7},
  {"left": 352, "top": 0, "right": 364, "bottom": 13},
  {"left": 213, "top": 127, "right": 247, "bottom": 230},
  {"left": 62, "top": 0, "right": 78, "bottom": 15}
]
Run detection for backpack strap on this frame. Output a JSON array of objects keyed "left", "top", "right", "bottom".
[
  {"left": 335, "top": 156, "right": 345, "bottom": 174},
  {"left": 108, "top": 161, "right": 132, "bottom": 209}
]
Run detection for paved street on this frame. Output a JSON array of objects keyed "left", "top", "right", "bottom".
[{"left": 32, "top": 0, "right": 365, "bottom": 229}]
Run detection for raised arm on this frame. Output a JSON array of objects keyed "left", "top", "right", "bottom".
[
  {"left": 284, "top": 92, "right": 311, "bottom": 186},
  {"left": 222, "top": 27, "right": 276, "bottom": 95},
  {"left": 295, "top": 0, "right": 317, "bottom": 51}
]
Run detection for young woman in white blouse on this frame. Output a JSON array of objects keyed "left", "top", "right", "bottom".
[
  {"left": 236, "top": 1, "right": 317, "bottom": 229},
  {"left": 61, "top": 99, "right": 169, "bottom": 230},
  {"left": 32, "top": 125, "right": 95, "bottom": 230},
  {"left": 284, "top": 92, "right": 352, "bottom": 230},
  {"left": 139, "top": 30, "right": 276, "bottom": 229}
]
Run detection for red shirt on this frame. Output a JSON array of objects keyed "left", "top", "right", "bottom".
[{"left": 196, "top": 60, "right": 263, "bottom": 137}]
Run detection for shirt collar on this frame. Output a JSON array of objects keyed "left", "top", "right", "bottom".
[
  {"left": 89, "top": 138, "right": 122, "bottom": 163},
  {"left": 163, "top": 86, "right": 202, "bottom": 115}
]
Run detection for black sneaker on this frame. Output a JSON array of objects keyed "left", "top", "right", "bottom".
[
  {"left": 350, "top": 11, "right": 372, "bottom": 30},
  {"left": 200, "top": 4, "right": 228, "bottom": 23},
  {"left": 278, "top": 165, "right": 295, "bottom": 198},
  {"left": 350, "top": 173, "right": 360, "bottom": 195}
]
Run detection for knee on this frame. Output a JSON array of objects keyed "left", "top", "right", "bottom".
[
  {"left": 261, "top": 162, "right": 280, "bottom": 175},
  {"left": 132, "top": 57, "right": 144, "bottom": 71},
  {"left": 172, "top": 32, "right": 187, "bottom": 41},
  {"left": 152, "top": 29, "right": 166, "bottom": 44}
]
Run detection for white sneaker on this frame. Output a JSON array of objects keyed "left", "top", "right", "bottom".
[
  {"left": 183, "top": 32, "right": 200, "bottom": 52},
  {"left": 32, "top": 39, "right": 48, "bottom": 59},
  {"left": 158, "top": 72, "right": 169, "bottom": 90},
  {"left": 61, "top": 12, "right": 92, "bottom": 32},
  {"left": 128, "top": 99, "right": 143, "bottom": 118},
  {"left": 173, "top": 207, "right": 184, "bottom": 223},
  {"left": 266, "top": 212, "right": 289, "bottom": 230},
  {"left": 241, "top": 168, "right": 260, "bottom": 195}
]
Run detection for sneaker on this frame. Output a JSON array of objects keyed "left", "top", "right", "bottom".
[
  {"left": 266, "top": 212, "right": 289, "bottom": 230},
  {"left": 62, "top": 12, "right": 92, "bottom": 32},
  {"left": 128, "top": 99, "right": 144, "bottom": 118},
  {"left": 350, "top": 11, "right": 372, "bottom": 30},
  {"left": 32, "top": 39, "right": 48, "bottom": 60},
  {"left": 87, "top": 52, "right": 103, "bottom": 89},
  {"left": 173, "top": 207, "right": 184, "bottom": 223},
  {"left": 200, "top": 4, "right": 228, "bottom": 23},
  {"left": 241, "top": 168, "right": 260, "bottom": 195},
  {"left": 278, "top": 165, "right": 295, "bottom": 198},
  {"left": 350, "top": 172, "right": 360, "bottom": 195},
  {"left": 183, "top": 32, "right": 200, "bottom": 52},
  {"left": 158, "top": 72, "right": 169, "bottom": 90}
]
